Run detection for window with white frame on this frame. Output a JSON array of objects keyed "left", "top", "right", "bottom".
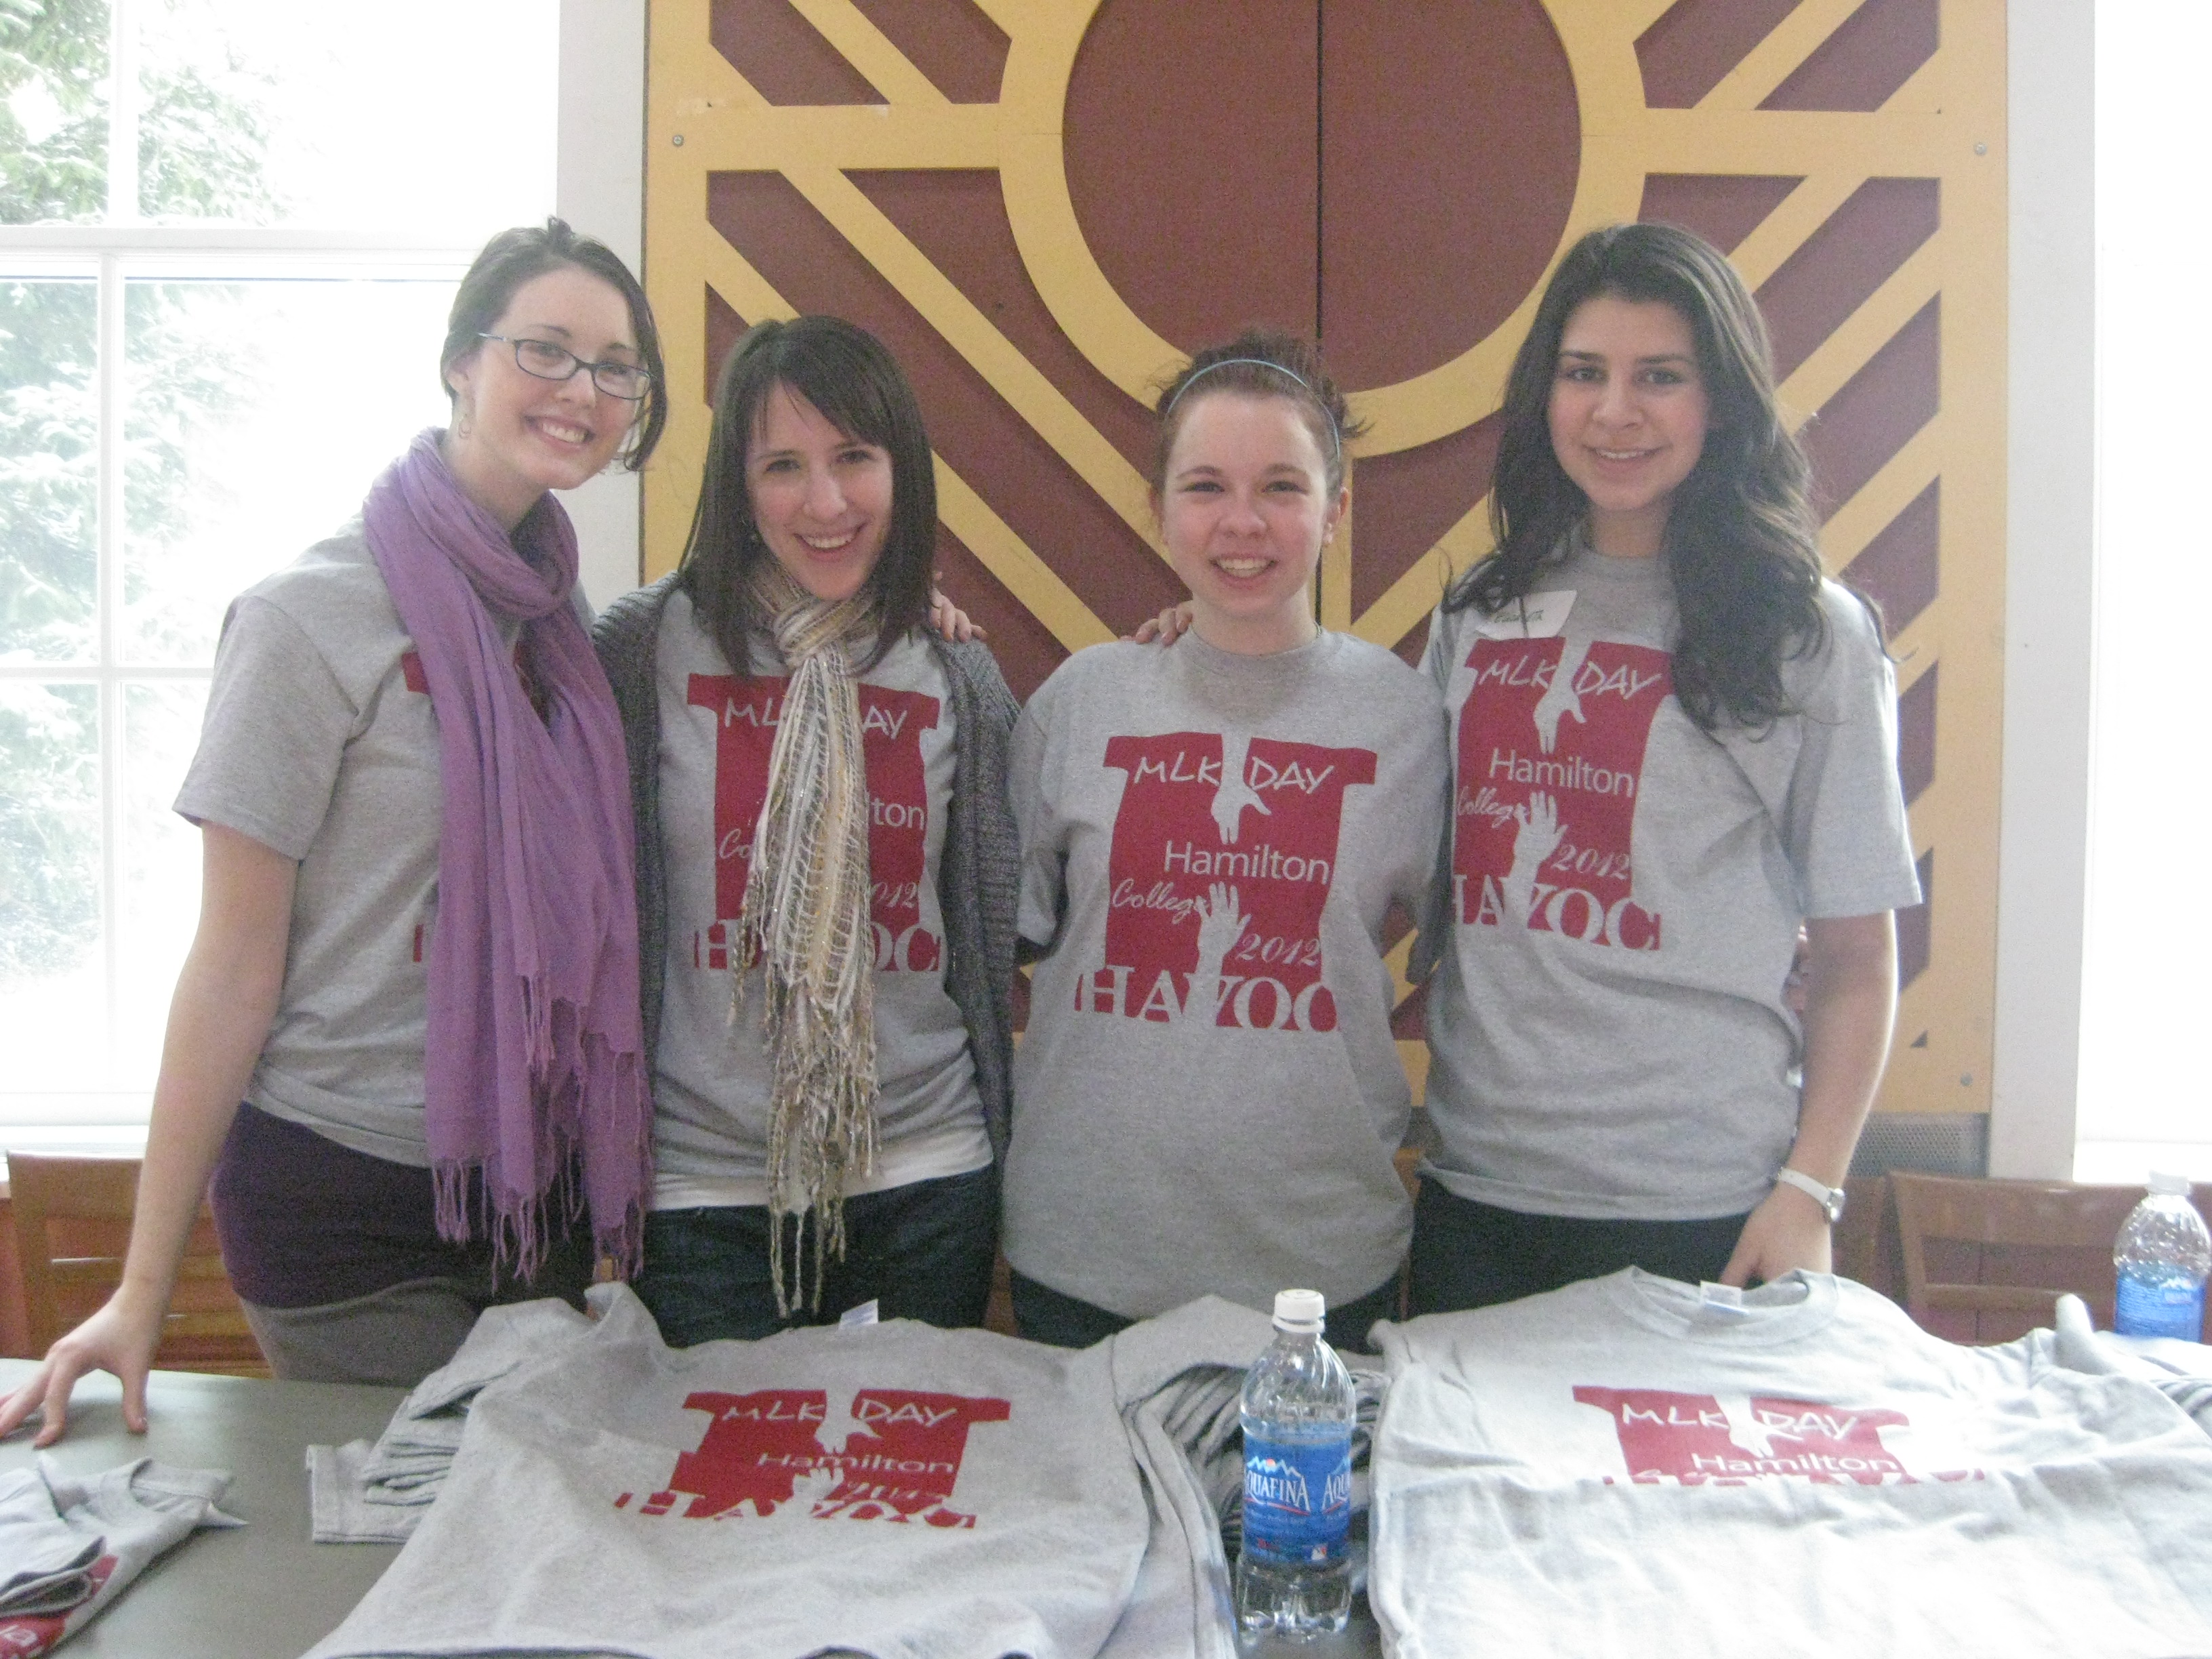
[
  {"left": 0, "top": 0, "right": 556, "bottom": 1151},
  {"left": 2076, "top": 1, "right": 2212, "bottom": 1182}
]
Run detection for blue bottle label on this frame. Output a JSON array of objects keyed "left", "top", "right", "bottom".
[
  {"left": 1242, "top": 1433, "right": 1352, "bottom": 1564},
  {"left": 2116, "top": 1271, "right": 2206, "bottom": 1340}
]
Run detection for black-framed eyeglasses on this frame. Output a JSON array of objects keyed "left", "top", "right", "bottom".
[{"left": 479, "top": 333, "right": 653, "bottom": 401}]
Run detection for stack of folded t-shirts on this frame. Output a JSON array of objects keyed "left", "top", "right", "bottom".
[
  {"left": 309, "top": 1296, "right": 592, "bottom": 1542},
  {"left": 0, "top": 1455, "right": 239, "bottom": 1652},
  {"left": 309, "top": 1283, "right": 1275, "bottom": 1659},
  {"left": 1365, "top": 1269, "right": 2212, "bottom": 1658},
  {"left": 2049, "top": 1291, "right": 2212, "bottom": 1437}
]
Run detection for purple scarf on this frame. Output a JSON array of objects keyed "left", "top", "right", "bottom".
[{"left": 363, "top": 429, "right": 649, "bottom": 1277}]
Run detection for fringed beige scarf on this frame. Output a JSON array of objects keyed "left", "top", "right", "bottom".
[{"left": 735, "top": 564, "right": 882, "bottom": 1315}]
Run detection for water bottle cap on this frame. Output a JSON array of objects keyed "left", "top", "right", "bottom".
[
  {"left": 1272, "top": 1288, "right": 1326, "bottom": 1332},
  {"left": 2148, "top": 1170, "right": 2194, "bottom": 1196}
]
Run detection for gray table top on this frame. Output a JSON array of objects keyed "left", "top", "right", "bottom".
[
  {"left": 0, "top": 1358, "right": 403, "bottom": 1658},
  {"left": 0, "top": 1358, "right": 1382, "bottom": 1658}
]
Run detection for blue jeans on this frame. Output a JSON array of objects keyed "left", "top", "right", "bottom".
[
  {"left": 636, "top": 1164, "right": 998, "bottom": 1347},
  {"left": 1407, "top": 1176, "right": 1753, "bottom": 1314}
]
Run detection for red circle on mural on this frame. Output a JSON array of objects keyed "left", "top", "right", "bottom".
[{"left": 1063, "top": 0, "right": 1581, "bottom": 393}]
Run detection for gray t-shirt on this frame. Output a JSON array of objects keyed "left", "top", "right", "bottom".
[
  {"left": 1368, "top": 1271, "right": 2212, "bottom": 1656},
  {"left": 1418, "top": 545, "right": 1923, "bottom": 1221},
  {"left": 306, "top": 1284, "right": 1273, "bottom": 1659},
  {"left": 174, "top": 525, "right": 531, "bottom": 1166},
  {"left": 1006, "top": 632, "right": 1448, "bottom": 1319},
  {"left": 649, "top": 590, "right": 989, "bottom": 1206}
]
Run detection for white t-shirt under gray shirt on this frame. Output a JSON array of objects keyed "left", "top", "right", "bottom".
[
  {"left": 1418, "top": 542, "right": 1923, "bottom": 1223},
  {"left": 1006, "top": 631, "right": 1448, "bottom": 1321},
  {"left": 648, "top": 590, "right": 991, "bottom": 1209}
]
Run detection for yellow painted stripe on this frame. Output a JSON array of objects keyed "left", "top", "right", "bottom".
[
  {"left": 1887, "top": 609, "right": 1937, "bottom": 699},
  {"left": 1697, "top": 0, "right": 1870, "bottom": 112},
  {"left": 1778, "top": 239, "right": 1941, "bottom": 420},
  {"left": 779, "top": 162, "right": 1164, "bottom": 555},
  {"left": 1352, "top": 494, "right": 1490, "bottom": 649},
  {"left": 785, "top": 0, "right": 947, "bottom": 106},
  {"left": 1820, "top": 424, "right": 1941, "bottom": 575},
  {"left": 935, "top": 458, "right": 1114, "bottom": 651},
  {"left": 1631, "top": 110, "right": 1952, "bottom": 175},
  {"left": 701, "top": 232, "right": 800, "bottom": 330},
  {"left": 672, "top": 105, "right": 1001, "bottom": 171},
  {"left": 1727, "top": 174, "right": 1866, "bottom": 291}
]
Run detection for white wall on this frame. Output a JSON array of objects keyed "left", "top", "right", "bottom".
[
  {"left": 1989, "top": 0, "right": 2095, "bottom": 1177},
  {"left": 554, "top": 0, "right": 648, "bottom": 611}
]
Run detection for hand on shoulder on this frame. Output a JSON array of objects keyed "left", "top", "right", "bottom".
[{"left": 1128, "top": 602, "right": 1194, "bottom": 647}]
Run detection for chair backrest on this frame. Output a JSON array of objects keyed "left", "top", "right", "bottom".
[
  {"left": 1890, "top": 1172, "right": 2211, "bottom": 1345},
  {"left": 7, "top": 1152, "right": 268, "bottom": 1376}
]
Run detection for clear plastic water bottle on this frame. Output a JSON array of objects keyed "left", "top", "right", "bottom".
[
  {"left": 2113, "top": 1172, "right": 2211, "bottom": 1341},
  {"left": 1235, "top": 1288, "right": 1355, "bottom": 1639}
]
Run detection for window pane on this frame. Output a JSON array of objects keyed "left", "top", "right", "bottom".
[
  {"left": 116, "top": 679, "right": 206, "bottom": 1086},
  {"left": 123, "top": 276, "right": 455, "bottom": 664},
  {"left": 0, "top": 682, "right": 104, "bottom": 1090},
  {"left": 0, "top": 277, "right": 98, "bottom": 662},
  {"left": 0, "top": 0, "right": 108, "bottom": 225},
  {"left": 136, "top": 0, "right": 554, "bottom": 235},
  {"left": 2080, "top": 4, "right": 2212, "bottom": 1181}
]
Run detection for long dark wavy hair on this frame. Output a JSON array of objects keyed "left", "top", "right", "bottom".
[
  {"left": 1447, "top": 222, "right": 1841, "bottom": 733},
  {"left": 678, "top": 316, "right": 935, "bottom": 675}
]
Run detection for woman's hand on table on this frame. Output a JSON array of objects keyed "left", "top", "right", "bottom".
[
  {"left": 1717, "top": 1181, "right": 1835, "bottom": 1288},
  {"left": 0, "top": 1290, "right": 166, "bottom": 1446}
]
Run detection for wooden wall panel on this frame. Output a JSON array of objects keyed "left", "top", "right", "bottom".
[{"left": 645, "top": 0, "right": 2009, "bottom": 1115}]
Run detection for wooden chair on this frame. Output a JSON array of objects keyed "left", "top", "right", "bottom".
[
  {"left": 8, "top": 1152, "right": 269, "bottom": 1376},
  {"left": 1890, "top": 1172, "right": 2211, "bottom": 1346}
]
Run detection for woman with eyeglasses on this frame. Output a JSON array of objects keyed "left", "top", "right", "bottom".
[
  {"left": 0, "top": 218, "right": 666, "bottom": 1443},
  {"left": 591, "top": 315, "right": 1019, "bottom": 1343}
]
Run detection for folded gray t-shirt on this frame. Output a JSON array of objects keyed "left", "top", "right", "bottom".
[{"left": 306, "top": 1285, "right": 1273, "bottom": 1659}]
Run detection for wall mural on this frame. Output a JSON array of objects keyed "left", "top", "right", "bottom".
[{"left": 644, "top": 0, "right": 2004, "bottom": 1119}]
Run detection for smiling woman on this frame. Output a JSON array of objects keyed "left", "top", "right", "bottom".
[
  {"left": 589, "top": 315, "right": 1021, "bottom": 1344},
  {"left": 1000, "top": 330, "right": 1448, "bottom": 1353},
  {"left": 1544, "top": 295, "right": 1710, "bottom": 560},
  {"left": 1410, "top": 222, "right": 1923, "bottom": 1315},
  {"left": 0, "top": 0, "right": 567, "bottom": 1160},
  {"left": 0, "top": 218, "right": 671, "bottom": 1443},
  {"left": 743, "top": 385, "right": 896, "bottom": 605},
  {"left": 1155, "top": 388, "right": 1345, "bottom": 655}
]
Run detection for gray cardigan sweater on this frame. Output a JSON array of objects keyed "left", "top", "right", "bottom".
[{"left": 592, "top": 574, "right": 1023, "bottom": 1158}]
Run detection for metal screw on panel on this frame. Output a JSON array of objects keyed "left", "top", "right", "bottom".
[
  {"left": 672, "top": 134, "right": 685, "bottom": 146},
  {"left": 1960, "top": 1073, "right": 1973, "bottom": 1086},
  {"left": 1973, "top": 142, "right": 1986, "bottom": 155}
]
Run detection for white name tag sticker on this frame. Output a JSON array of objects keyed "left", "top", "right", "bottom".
[{"left": 1473, "top": 590, "right": 1575, "bottom": 640}]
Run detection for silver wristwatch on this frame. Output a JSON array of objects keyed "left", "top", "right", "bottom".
[{"left": 1774, "top": 1166, "right": 1846, "bottom": 1223}]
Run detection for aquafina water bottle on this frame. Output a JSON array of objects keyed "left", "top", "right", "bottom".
[
  {"left": 1235, "top": 1288, "right": 1356, "bottom": 1638},
  {"left": 2113, "top": 1172, "right": 2211, "bottom": 1340}
]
